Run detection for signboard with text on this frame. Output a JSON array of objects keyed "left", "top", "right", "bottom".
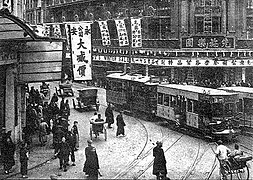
[
  {"left": 70, "top": 22, "right": 92, "bottom": 81},
  {"left": 181, "top": 36, "right": 235, "bottom": 49},
  {"left": 93, "top": 55, "right": 253, "bottom": 67}
]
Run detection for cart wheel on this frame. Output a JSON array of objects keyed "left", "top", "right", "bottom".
[
  {"left": 236, "top": 164, "right": 249, "bottom": 180},
  {"left": 72, "top": 99, "right": 76, "bottom": 109},
  {"left": 90, "top": 126, "right": 93, "bottom": 140},
  {"left": 104, "top": 125, "right": 107, "bottom": 141}
]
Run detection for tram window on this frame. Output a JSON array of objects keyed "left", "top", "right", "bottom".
[
  {"left": 212, "top": 103, "right": 223, "bottom": 117},
  {"left": 187, "top": 100, "right": 193, "bottom": 112},
  {"left": 170, "top": 95, "right": 177, "bottom": 108},
  {"left": 158, "top": 93, "right": 163, "bottom": 105},
  {"left": 224, "top": 103, "right": 235, "bottom": 116},
  {"left": 244, "top": 98, "right": 253, "bottom": 114},
  {"left": 164, "top": 94, "right": 170, "bottom": 106},
  {"left": 237, "top": 99, "right": 243, "bottom": 113}
]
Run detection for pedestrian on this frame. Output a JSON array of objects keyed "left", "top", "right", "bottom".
[
  {"left": 153, "top": 141, "right": 167, "bottom": 180},
  {"left": 215, "top": 140, "right": 231, "bottom": 179},
  {"left": 66, "top": 131, "right": 76, "bottom": 166},
  {"left": 83, "top": 140, "right": 101, "bottom": 180},
  {"left": 65, "top": 99, "right": 70, "bottom": 120},
  {"left": 51, "top": 93, "right": 59, "bottom": 104},
  {"left": 39, "top": 120, "right": 49, "bottom": 146},
  {"left": 116, "top": 111, "right": 126, "bottom": 137},
  {"left": 20, "top": 141, "right": 29, "bottom": 178},
  {"left": 53, "top": 125, "right": 66, "bottom": 154},
  {"left": 2, "top": 136, "right": 16, "bottom": 174},
  {"left": 105, "top": 103, "right": 114, "bottom": 128},
  {"left": 60, "top": 97, "right": 65, "bottom": 113},
  {"left": 71, "top": 121, "right": 79, "bottom": 151},
  {"left": 92, "top": 114, "right": 105, "bottom": 138},
  {"left": 55, "top": 136, "right": 71, "bottom": 172}
]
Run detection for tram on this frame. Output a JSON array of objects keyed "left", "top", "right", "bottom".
[
  {"left": 106, "top": 73, "right": 159, "bottom": 119},
  {"left": 156, "top": 84, "right": 241, "bottom": 140},
  {"left": 219, "top": 87, "right": 253, "bottom": 133}
]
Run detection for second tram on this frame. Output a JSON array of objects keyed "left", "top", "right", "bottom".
[
  {"left": 106, "top": 73, "right": 159, "bottom": 119},
  {"left": 156, "top": 84, "right": 241, "bottom": 140}
]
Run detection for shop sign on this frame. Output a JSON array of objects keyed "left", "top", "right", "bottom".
[
  {"left": 131, "top": 18, "right": 142, "bottom": 48},
  {"left": 115, "top": 19, "right": 129, "bottom": 46},
  {"left": 182, "top": 36, "right": 235, "bottom": 49},
  {"left": 98, "top": 21, "right": 111, "bottom": 46},
  {"left": 93, "top": 55, "right": 253, "bottom": 67},
  {"left": 70, "top": 22, "right": 92, "bottom": 81}
]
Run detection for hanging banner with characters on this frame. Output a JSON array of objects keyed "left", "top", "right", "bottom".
[
  {"left": 98, "top": 21, "right": 111, "bottom": 46},
  {"left": 70, "top": 22, "right": 92, "bottom": 80},
  {"left": 131, "top": 18, "right": 142, "bottom": 48},
  {"left": 52, "top": 24, "right": 62, "bottom": 38},
  {"left": 115, "top": 19, "right": 129, "bottom": 46}
]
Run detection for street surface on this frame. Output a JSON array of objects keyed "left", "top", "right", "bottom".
[{"left": 7, "top": 81, "right": 253, "bottom": 179}]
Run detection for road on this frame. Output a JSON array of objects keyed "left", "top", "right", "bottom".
[{"left": 9, "top": 81, "right": 253, "bottom": 179}]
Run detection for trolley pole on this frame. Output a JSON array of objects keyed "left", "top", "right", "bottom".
[{"left": 128, "top": 8, "right": 132, "bottom": 74}]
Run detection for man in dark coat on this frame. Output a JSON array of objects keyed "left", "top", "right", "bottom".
[
  {"left": 66, "top": 131, "right": 76, "bottom": 166},
  {"left": 71, "top": 121, "right": 79, "bottom": 151},
  {"left": 53, "top": 125, "right": 65, "bottom": 154},
  {"left": 20, "top": 141, "right": 29, "bottom": 178},
  {"left": 55, "top": 137, "right": 70, "bottom": 172},
  {"left": 2, "top": 137, "right": 15, "bottom": 174},
  {"left": 51, "top": 93, "right": 59, "bottom": 103},
  {"left": 153, "top": 141, "right": 167, "bottom": 180},
  {"left": 83, "top": 140, "right": 100, "bottom": 180},
  {"left": 116, "top": 111, "right": 126, "bottom": 137},
  {"left": 105, "top": 103, "right": 114, "bottom": 128}
]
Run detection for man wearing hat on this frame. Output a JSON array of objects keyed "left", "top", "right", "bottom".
[
  {"left": 71, "top": 121, "right": 79, "bottom": 151},
  {"left": 83, "top": 140, "right": 101, "bottom": 179},
  {"left": 215, "top": 140, "right": 231, "bottom": 179},
  {"left": 153, "top": 141, "right": 167, "bottom": 180}
]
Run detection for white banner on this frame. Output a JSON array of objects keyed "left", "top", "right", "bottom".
[
  {"left": 115, "top": 19, "right": 129, "bottom": 46},
  {"left": 98, "top": 21, "right": 111, "bottom": 46},
  {"left": 93, "top": 55, "right": 253, "bottom": 67},
  {"left": 43, "top": 25, "right": 50, "bottom": 37},
  {"left": 52, "top": 24, "right": 61, "bottom": 38},
  {"left": 70, "top": 22, "right": 92, "bottom": 80},
  {"left": 131, "top": 18, "right": 142, "bottom": 48}
]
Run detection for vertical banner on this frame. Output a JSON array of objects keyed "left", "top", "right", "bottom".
[
  {"left": 98, "top": 21, "right": 111, "bottom": 46},
  {"left": 52, "top": 24, "right": 62, "bottom": 38},
  {"left": 70, "top": 22, "right": 92, "bottom": 80},
  {"left": 115, "top": 19, "right": 129, "bottom": 46},
  {"left": 131, "top": 18, "right": 142, "bottom": 48},
  {"left": 43, "top": 24, "right": 51, "bottom": 37}
]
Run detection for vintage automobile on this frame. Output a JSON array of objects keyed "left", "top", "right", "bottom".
[{"left": 72, "top": 88, "right": 100, "bottom": 111}]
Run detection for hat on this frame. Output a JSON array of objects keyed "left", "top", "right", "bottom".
[
  {"left": 74, "top": 121, "right": 78, "bottom": 124},
  {"left": 156, "top": 141, "right": 162, "bottom": 146},
  {"left": 87, "top": 140, "right": 92, "bottom": 144}
]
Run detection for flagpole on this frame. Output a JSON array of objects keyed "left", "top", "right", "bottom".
[{"left": 128, "top": 9, "right": 132, "bottom": 74}]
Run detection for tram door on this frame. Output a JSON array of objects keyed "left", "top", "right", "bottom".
[{"left": 178, "top": 95, "right": 187, "bottom": 125}]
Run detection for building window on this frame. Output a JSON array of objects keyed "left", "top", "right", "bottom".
[
  {"left": 194, "top": 0, "right": 222, "bottom": 34},
  {"left": 247, "top": 0, "right": 253, "bottom": 39},
  {"left": 37, "top": 10, "right": 41, "bottom": 24}
]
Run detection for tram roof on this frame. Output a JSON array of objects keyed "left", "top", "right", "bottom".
[
  {"left": 158, "top": 84, "right": 238, "bottom": 96},
  {"left": 106, "top": 73, "right": 158, "bottom": 84},
  {"left": 219, "top": 86, "right": 253, "bottom": 94}
]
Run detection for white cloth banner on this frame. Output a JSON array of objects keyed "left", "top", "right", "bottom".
[
  {"left": 70, "top": 22, "right": 92, "bottom": 80},
  {"left": 115, "top": 19, "right": 129, "bottom": 46},
  {"left": 43, "top": 25, "right": 50, "bottom": 37},
  {"left": 52, "top": 24, "right": 62, "bottom": 38},
  {"left": 131, "top": 18, "right": 142, "bottom": 48},
  {"left": 98, "top": 21, "right": 111, "bottom": 46}
]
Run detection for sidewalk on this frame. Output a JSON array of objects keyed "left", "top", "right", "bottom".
[{"left": 0, "top": 134, "right": 55, "bottom": 179}]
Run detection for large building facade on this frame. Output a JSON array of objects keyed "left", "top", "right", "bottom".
[{"left": 28, "top": 0, "right": 253, "bottom": 87}]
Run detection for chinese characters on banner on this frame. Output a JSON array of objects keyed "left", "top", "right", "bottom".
[
  {"left": 98, "top": 21, "right": 111, "bottom": 46},
  {"left": 70, "top": 22, "right": 92, "bottom": 80},
  {"left": 115, "top": 19, "right": 129, "bottom": 46},
  {"left": 43, "top": 25, "right": 50, "bottom": 37},
  {"left": 93, "top": 55, "right": 253, "bottom": 67},
  {"left": 131, "top": 18, "right": 142, "bottom": 48},
  {"left": 52, "top": 24, "right": 62, "bottom": 38}
]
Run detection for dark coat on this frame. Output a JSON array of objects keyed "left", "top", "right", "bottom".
[
  {"left": 2, "top": 140, "right": 15, "bottom": 166},
  {"left": 67, "top": 134, "right": 76, "bottom": 150},
  {"left": 83, "top": 146, "right": 99, "bottom": 176},
  {"left": 116, "top": 114, "right": 125, "bottom": 135},
  {"left": 57, "top": 141, "right": 70, "bottom": 159},
  {"left": 153, "top": 146, "right": 167, "bottom": 175},
  {"left": 20, "top": 146, "right": 29, "bottom": 162},
  {"left": 105, "top": 107, "right": 114, "bottom": 124}
]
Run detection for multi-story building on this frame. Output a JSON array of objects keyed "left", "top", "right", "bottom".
[
  {"left": 40, "top": 0, "right": 253, "bottom": 87},
  {"left": 0, "top": 0, "right": 65, "bottom": 144}
]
